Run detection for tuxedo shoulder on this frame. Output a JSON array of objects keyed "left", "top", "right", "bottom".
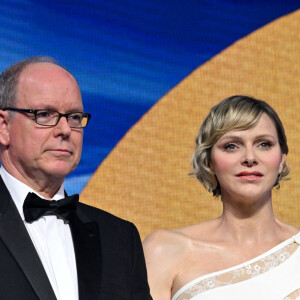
[
  {"left": 77, "top": 202, "right": 136, "bottom": 230},
  {"left": 76, "top": 202, "right": 144, "bottom": 257}
]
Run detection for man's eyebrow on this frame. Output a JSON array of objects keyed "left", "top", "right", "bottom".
[
  {"left": 33, "top": 105, "right": 56, "bottom": 110},
  {"left": 33, "top": 106, "right": 84, "bottom": 113}
]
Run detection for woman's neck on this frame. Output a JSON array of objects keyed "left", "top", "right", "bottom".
[{"left": 217, "top": 193, "right": 280, "bottom": 244}]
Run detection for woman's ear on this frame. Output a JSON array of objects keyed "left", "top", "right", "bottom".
[
  {"left": 0, "top": 110, "right": 11, "bottom": 147},
  {"left": 209, "top": 162, "right": 215, "bottom": 174},
  {"left": 279, "top": 153, "right": 287, "bottom": 174}
]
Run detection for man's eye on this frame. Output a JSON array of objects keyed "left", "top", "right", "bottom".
[
  {"left": 69, "top": 113, "right": 82, "bottom": 121},
  {"left": 37, "top": 111, "right": 51, "bottom": 118}
]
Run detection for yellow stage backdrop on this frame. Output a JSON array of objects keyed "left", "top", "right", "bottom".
[{"left": 81, "top": 10, "right": 300, "bottom": 239}]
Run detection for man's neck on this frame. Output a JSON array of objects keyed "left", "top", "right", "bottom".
[{"left": 0, "top": 164, "right": 64, "bottom": 199}]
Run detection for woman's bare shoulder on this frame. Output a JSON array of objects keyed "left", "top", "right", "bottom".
[
  {"left": 175, "top": 218, "right": 220, "bottom": 239},
  {"left": 143, "top": 219, "right": 220, "bottom": 260},
  {"left": 276, "top": 219, "right": 299, "bottom": 239},
  {"left": 143, "top": 221, "right": 221, "bottom": 300},
  {"left": 143, "top": 228, "right": 189, "bottom": 258},
  {"left": 143, "top": 229, "right": 191, "bottom": 300}
]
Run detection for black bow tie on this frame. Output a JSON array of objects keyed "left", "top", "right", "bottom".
[{"left": 23, "top": 192, "right": 79, "bottom": 223}]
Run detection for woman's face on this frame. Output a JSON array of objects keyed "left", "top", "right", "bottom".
[{"left": 210, "top": 113, "right": 286, "bottom": 203}]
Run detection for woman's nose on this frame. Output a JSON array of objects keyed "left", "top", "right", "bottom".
[{"left": 241, "top": 147, "right": 257, "bottom": 166}]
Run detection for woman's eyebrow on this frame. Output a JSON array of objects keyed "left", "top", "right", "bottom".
[{"left": 219, "top": 134, "right": 276, "bottom": 141}]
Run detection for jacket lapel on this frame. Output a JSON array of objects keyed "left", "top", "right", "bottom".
[
  {"left": 68, "top": 209, "right": 102, "bottom": 299},
  {"left": 0, "top": 177, "right": 56, "bottom": 300}
]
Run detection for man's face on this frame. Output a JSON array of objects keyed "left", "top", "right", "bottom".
[{"left": 4, "top": 63, "right": 83, "bottom": 186}]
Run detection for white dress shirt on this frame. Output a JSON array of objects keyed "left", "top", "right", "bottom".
[{"left": 0, "top": 166, "right": 78, "bottom": 300}]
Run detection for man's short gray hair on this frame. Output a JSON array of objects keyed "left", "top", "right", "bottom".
[{"left": 0, "top": 56, "right": 58, "bottom": 109}]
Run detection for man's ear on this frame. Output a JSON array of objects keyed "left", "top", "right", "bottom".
[{"left": 0, "top": 110, "right": 10, "bottom": 147}]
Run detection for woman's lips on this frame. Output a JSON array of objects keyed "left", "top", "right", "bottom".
[{"left": 236, "top": 171, "right": 263, "bottom": 181}]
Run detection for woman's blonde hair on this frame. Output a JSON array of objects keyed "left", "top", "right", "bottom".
[{"left": 191, "top": 95, "right": 289, "bottom": 197}]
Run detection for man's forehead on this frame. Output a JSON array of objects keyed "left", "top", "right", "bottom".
[
  {"left": 18, "top": 62, "right": 76, "bottom": 85},
  {"left": 16, "top": 62, "right": 83, "bottom": 110}
]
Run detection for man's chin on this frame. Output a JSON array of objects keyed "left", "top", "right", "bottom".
[{"left": 44, "top": 164, "right": 77, "bottom": 179}]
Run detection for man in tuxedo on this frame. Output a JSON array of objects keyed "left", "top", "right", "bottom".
[{"left": 0, "top": 56, "right": 151, "bottom": 300}]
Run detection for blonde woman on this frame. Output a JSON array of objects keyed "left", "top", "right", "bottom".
[{"left": 143, "top": 95, "right": 300, "bottom": 300}]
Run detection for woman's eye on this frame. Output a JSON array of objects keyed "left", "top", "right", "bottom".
[
  {"left": 259, "top": 141, "right": 272, "bottom": 148},
  {"left": 224, "top": 144, "right": 237, "bottom": 150}
]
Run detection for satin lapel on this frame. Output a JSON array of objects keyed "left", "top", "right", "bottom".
[
  {"left": 0, "top": 177, "right": 56, "bottom": 300},
  {"left": 68, "top": 211, "right": 102, "bottom": 299}
]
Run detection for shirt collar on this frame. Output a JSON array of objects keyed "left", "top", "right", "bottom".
[{"left": 0, "top": 166, "right": 65, "bottom": 221}]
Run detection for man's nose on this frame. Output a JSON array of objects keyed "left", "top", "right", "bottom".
[{"left": 53, "top": 115, "right": 72, "bottom": 137}]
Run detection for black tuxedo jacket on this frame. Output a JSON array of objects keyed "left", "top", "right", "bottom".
[{"left": 0, "top": 177, "right": 151, "bottom": 300}]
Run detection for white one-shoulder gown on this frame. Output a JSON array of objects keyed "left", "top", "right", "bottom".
[{"left": 172, "top": 232, "right": 300, "bottom": 300}]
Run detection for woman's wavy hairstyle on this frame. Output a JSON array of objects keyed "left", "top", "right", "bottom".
[{"left": 191, "top": 95, "right": 289, "bottom": 197}]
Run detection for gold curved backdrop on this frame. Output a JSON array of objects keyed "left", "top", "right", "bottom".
[{"left": 81, "top": 10, "right": 300, "bottom": 239}]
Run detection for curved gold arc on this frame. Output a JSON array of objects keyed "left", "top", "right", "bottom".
[{"left": 81, "top": 10, "right": 300, "bottom": 239}]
